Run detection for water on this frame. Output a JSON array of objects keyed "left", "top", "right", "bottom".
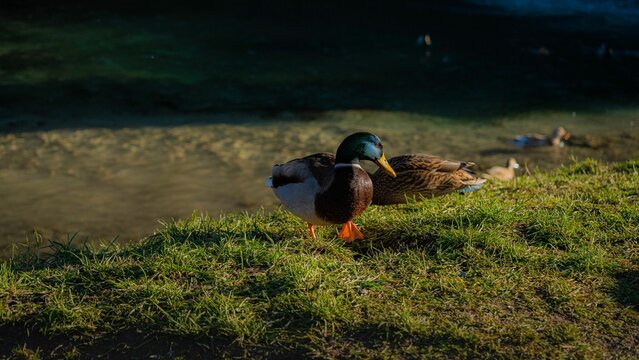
[
  {"left": 2, "top": 110, "right": 638, "bottom": 252},
  {"left": 470, "top": 0, "right": 639, "bottom": 16},
  {"left": 1, "top": 1, "right": 639, "bottom": 252}
]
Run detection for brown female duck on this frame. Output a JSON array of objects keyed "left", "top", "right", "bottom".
[
  {"left": 482, "top": 158, "right": 519, "bottom": 181},
  {"left": 369, "top": 154, "right": 486, "bottom": 205}
]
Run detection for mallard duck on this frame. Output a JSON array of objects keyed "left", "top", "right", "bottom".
[
  {"left": 510, "top": 126, "right": 571, "bottom": 148},
  {"left": 482, "top": 158, "right": 519, "bottom": 181},
  {"left": 265, "top": 132, "right": 397, "bottom": 242},
  {"left": 369, "top": 154, "right": 486, "bottom": 205}
]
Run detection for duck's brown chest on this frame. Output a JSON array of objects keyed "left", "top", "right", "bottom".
[{"left": 315, "top": 167, "right": 373, "bottom": 224}]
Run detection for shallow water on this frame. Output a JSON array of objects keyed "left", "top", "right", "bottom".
[{"left": 1, "top": 109, "right": 638, "bottom": 251}]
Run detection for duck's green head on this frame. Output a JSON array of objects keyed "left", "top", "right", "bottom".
[{"left": 335, "top": 132, "right": 397, "bottom": 177}]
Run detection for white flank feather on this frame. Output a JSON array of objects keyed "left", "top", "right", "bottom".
[{"left": 272, "top": 177, "right": 330, "bottom": 225}]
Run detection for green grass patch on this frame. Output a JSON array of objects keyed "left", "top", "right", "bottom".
[{"left": 1, "top": 159, "right": 638, "bottom": 358}]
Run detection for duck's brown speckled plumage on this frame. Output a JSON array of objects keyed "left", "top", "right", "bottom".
[{"left": 370, "top": 154, "right": 486, "bottom": 205}]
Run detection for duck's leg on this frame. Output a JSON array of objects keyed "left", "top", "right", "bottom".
[
  {"left": 308, "top": 223, "right": 317, "bottom": 240},
  {"left": 338, "top": 221, "right": 364, "bottom": 242}
]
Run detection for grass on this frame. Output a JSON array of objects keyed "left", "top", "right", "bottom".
[{"left": 1, "top": 159, "right": 638, "bottom": 359}]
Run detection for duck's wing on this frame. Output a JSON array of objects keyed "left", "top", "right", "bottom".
[
  {"left": 386, "top": 154, "right": 476, "bottom": 174},
  {"left": 269, "top": 152, "right": 335, "bottom": 188}
]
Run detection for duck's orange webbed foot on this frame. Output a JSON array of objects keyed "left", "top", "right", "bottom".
[{"left": 338, "top": 220, "right": 365, "bottom": 243}]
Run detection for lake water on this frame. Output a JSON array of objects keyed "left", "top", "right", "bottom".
[{"left": 1, "top": 1, "right": 639, "bottom": 252}]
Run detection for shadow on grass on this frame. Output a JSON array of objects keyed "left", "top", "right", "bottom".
[
  {"left": 341, "top": 325, "right": 492, "bottom": 357},
  {"left": 612, "top": 269, "right": 639, "bottom": 309},
  {"left": 0, "top": 325, "right": 291, "bottom": 359},
  {"left": 348, "top": 225, "right": 439, "bottom": 259},
  {"left": 0, "top": 321, "right": 487, "bottom": 359}
]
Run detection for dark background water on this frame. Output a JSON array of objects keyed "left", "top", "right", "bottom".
[{"left": 2, "top": 0, "right": 639, "bottom": 131}]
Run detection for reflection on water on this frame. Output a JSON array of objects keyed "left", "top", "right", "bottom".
[{"left": 1, "top": 110, "right": 638, "bottom": 251}]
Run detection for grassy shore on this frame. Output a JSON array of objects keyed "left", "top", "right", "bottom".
[{"left": 1, "top": 159, "right": 638, "bottom": 359}]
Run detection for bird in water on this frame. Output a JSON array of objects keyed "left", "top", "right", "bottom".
[
  {"left": 265, "top": 132, "right": 397, "bottom": 242},
  {"left": 482, "top": 158, "right": 520, "bottom": 181},
  {"left": 369, "top": 154, "right": 486, "bottom": 205},
  {"left": 510, "top": 127, "right": 571, "bottom": 148}
]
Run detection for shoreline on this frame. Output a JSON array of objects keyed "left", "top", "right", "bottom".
[{"left": 1, "top": 111, "right": 638, "bottom": 253}]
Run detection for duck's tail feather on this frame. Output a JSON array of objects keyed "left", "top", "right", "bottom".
[
  {"left": 265, "top": 177, "right": 274, "bottom": 188},
  {"left": 461, "top": 162, "right": 479, "bottom": 175}
]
